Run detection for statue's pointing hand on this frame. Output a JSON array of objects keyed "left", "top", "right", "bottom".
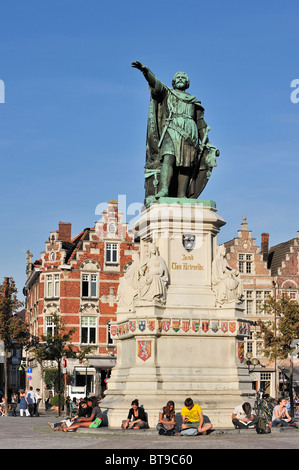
[{"left": 132, "top": 61, "right": 147, "bottom": 72}]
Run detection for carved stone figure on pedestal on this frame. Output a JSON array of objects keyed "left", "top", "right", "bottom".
[
  {"left": 132, "top": 61, "right": 219, "bottom": 205},
  {"left": 116, "top": 251, "right": 140, "bottom": 309},
  {"left": 138, "top": 242, "right": 169, "bottom": 304},
  {"left": 212, "top": 245, "right": 244, "bottom": 305}
]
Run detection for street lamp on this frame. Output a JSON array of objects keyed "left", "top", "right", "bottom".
[
  {"left": 83, "top": 359, "right": 89, "bottom": 397},
  {"left": 246, "top": 353, "right": 263, "bottom": 373},
  {"left": 279, "top": 365, "right": 286, "bottom": 398}
]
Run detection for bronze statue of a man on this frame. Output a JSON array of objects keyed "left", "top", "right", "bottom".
[{"left": 132, "top": 61, "right": 219, "bottom": 205}]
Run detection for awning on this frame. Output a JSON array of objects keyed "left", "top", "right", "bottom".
[
  {"left": 84, "top": 358, "right": 116, "bottom": 369},
  {"left": 279, "top": 366, "right": 299, "bottom": 384}
]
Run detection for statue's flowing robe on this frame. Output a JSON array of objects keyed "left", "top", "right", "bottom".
[
  {"left": 145, "top": 78, "right": 207, "bottom": 197},
  {"left": 138, "top": 253, "right": 169, "bottom": 303},
  {"left": 211, "top": 255, "right": 243, "bottom": 304},
  {"left": 117, "top": 257, "right": 140, "bottom": 308}
]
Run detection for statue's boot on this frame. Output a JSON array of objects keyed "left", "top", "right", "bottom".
[{"left": 155, "top": 188, "right": 168, "bottom": 199}]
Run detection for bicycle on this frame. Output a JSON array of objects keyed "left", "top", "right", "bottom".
[{"left": 253, "top": 390, "right": 274, "bottom": 422}]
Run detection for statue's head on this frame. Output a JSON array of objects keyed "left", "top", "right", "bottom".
[
  {"left": 217, "top": 245, "right": 226, "bottom": 257},
  {"left": 172, "top": 71, "right": 190, "bottom": 90},
  {"left": 148, "top": 242, "right": 158, "bottom": 255}
]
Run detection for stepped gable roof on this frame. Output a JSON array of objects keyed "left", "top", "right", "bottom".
[{"left": 267, "top": 238, "right": 296, "bottom": 275}]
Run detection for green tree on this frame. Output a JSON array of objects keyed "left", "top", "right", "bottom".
[
  {"left": 30, "top": 312, "right": 93, "bottom": 416},
  {"left": 0, "top": 277, "right": 27, "bottom": 416},
  {"left": 43, "top": 368, "right": 73, "bottom": 393},
  {"left": 258, "top": 294, "right": 299, "bottom": 415},
  {"left": 258, "top": 295, "right": 299, "bottom": 360}
]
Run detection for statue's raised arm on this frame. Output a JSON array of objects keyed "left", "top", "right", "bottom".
[
  {"left": 132, "top": 61, "right": 219, "bottom": 205},
  {"left": 131, "top": 61, "right": 158, "bottom": 89}
]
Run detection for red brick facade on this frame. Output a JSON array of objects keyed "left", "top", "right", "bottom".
[
  {"left": 24, "top": 201, "right": 138, "bottom": 395},
  {"left": 224, "top": 217, "right": 299, "bottom": 396}
]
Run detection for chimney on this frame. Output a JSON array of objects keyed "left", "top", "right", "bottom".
[
  {"left": 58, "top": 222, "right": 72, "bottom": 243},
  {"left": 261, "top": 233, "right": 269, "bottom": 261}
]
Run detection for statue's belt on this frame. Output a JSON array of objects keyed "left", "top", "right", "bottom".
[
  {"left": 166, "top": 123, "right": 199, "bottom": 151},
  {"left": 163, "top": 112, "right": 194, "bottom": 121},
  {"left": 144, "top": 168, "right": 160, "bottom": 179}
]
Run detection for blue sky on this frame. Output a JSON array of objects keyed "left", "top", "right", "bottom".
[{"left": 1, "top": 0, "right": 299, "bottom": 301}]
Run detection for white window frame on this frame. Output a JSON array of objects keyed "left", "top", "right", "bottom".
[
  {"left": 245, "top": 290, "right": 273, "bottom": 316},
  {"left": 246, "top": 332, "right": 254, "bottom": 355},
  {"left": 282, "top": 290, "right": 297, "bottom": 301},
  {"left": 105, "top": 243, "right": 118, "bottom": 264},
  {"left": 45, "top": 273, "right": 60, "bottom": 298},
  {"left": 45, "top": 315, "right": 55, "bottom": 337},
  {"left": 81, "top": 273, "right": 98, "bottom": 298},
  {"left": 238, "top": 253, "right": 253, "bottom": 274},
  {"left": 54, "top": 274, "right": 59, "bottom": 297},
  {"left": 81, "top": 316, "right": 97, "bottom": 344}
]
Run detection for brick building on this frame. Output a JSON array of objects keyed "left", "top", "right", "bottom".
[
  {"left": 224, "top": 217, "right": 299, "bottom": 397},
  {"left": 24, "top": 201, "right": 138, "bottom": 397}
]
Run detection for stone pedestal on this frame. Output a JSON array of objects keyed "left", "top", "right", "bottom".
[{"left": 101, "top": 199, "right": 253, "bottom": 428}]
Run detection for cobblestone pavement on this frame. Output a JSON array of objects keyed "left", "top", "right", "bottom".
[{"left": 0, "top": 412, "right": 299, "bottom": 451}]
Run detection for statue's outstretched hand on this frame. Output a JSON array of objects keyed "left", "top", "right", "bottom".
[{"left": 132, "top": 61, "right": 146, "bottom": 72}]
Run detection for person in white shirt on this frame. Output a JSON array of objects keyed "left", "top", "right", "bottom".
[
  {"left": 272, "top": 397, "right": 297, "bottom": 428},
  {"left": 232, "top": 402, "right": 258, "bottom": 429},
  {"left": 34, "top": 388, "right": 42, "bottom": 416}
]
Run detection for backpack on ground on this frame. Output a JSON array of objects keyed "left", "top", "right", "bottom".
[
  {"left": 256, "top": 417, "right": 271, "bottom": 434},
  {"left": 158, "top": 427, "right": 175, "bottom": 436},
  {"left": 181, "top": 427, "right": 198, "bottom": 436}
]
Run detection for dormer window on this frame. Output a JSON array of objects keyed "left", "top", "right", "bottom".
[
  {"left": 106, "top": 243, "right": 118, "bottom": 264},
  {"left": 238, "top": 253, "right": 252, "bottom": 274}
]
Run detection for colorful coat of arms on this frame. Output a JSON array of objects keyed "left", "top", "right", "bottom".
[
  {"left": 229, "top": 322, "right": 236, "bottom": 333},
  {"left": 238, "top": 322, "right": 250, "bottom": 336},
  {"left": 157, "top": 320, "right": 162, "bottom": 333},
  {"left": 139, "top": 320, "right": 146, "bottom": 332},
  {"left": 211, "top": 321, "right": 219, "bottom": 333},
  {"left": 221, "top": 321, "right": 228, "bottom": 333},
  {"left": 129, "top": 321, "right": 136, "bottom": 332},
  {"left": 148, "top": 320, "right": 155, "bottom": 331},
  {"left": 238, "top": 342, "right": 244, "bottom": 363},
  {"left": 172, "top": 320, "right": 180, "bottom": 332},
  {"left": 182, "top": 320, "right": 190, "bottom": 333},
  {"left": 119, "top": 323, "right": 128, "bottom": 336},
  {"left": 110, "top": 325, "right": 118, "bottom": 337},
  {"left": 202, "top": 321, "right": 209, "bottom": 333},
  {"left": 162, "top": 320, "right": 170, "bottom": 332},
  {"left": 192, "top": 320, "right": 200, "bottom": 333},
  {"left": 138, "top": 340, "right": 151, "bottom": 361}
]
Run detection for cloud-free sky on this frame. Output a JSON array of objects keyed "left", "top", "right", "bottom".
[{"left": 1, "top": 0, "right": 299, "bottom": 300}]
